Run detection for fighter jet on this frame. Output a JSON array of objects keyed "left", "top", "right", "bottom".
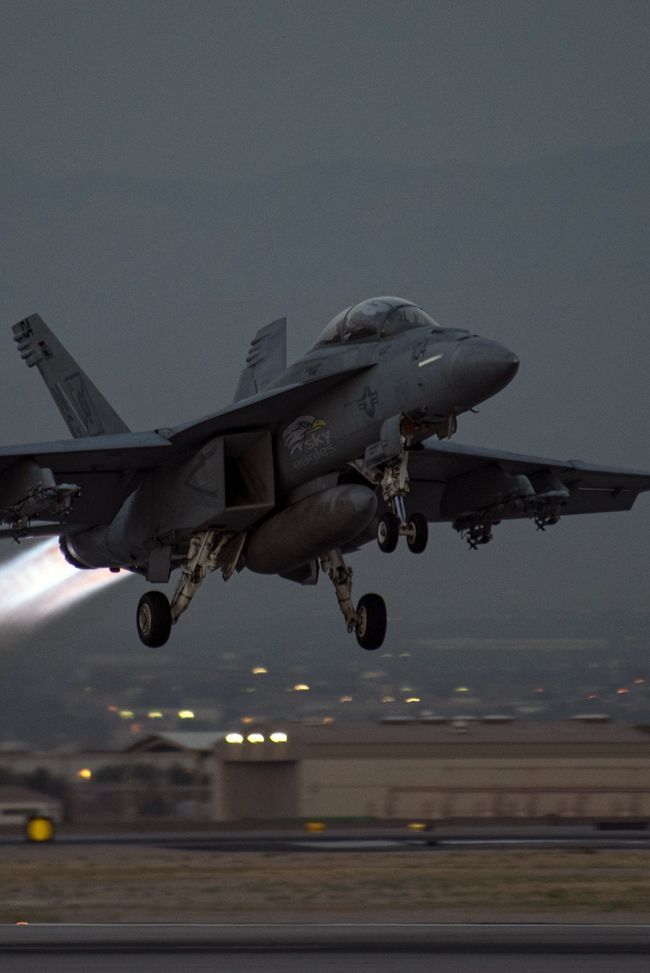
[{"left": 2, "top": 297, "right": 649, "bottom": 650}]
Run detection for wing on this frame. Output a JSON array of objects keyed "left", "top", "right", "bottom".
[
  {"left": 0, "top": 432, "right": 172, "bottom": 532},
  {"left": 407, "top": 439, "right": 650, "bottom": 523}
]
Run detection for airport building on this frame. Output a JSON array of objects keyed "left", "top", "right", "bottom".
[
  {"left": 206, "top": 718, "right": 650, "bottom": 822},
  {"left": 3, "top": 719, "right": 650, "bottom": 824}
]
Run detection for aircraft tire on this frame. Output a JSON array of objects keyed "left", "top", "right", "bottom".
[
  {"left": 137, "top": 591, "right": 172, "bottom": 648},
  {"left": 406, "top": 512, "right": 428, "bottom": 553},
  {"left": 377, "top": 513, "right": 400, "bottom": 553},
  {"left": 355, "top": 593, "right": 387, "bottom": 650}
]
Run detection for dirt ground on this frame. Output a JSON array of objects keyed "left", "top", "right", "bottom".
[{"left": 2, "top": 846, "right": 650, "bottom": 923}]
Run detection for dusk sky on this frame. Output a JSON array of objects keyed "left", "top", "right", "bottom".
[{"left": 0, "top": 1, "right": 647, "bottom": 673}]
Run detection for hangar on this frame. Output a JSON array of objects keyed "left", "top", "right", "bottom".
[{"left": 210, "top": 718, "right": 650, "bottom": 822}]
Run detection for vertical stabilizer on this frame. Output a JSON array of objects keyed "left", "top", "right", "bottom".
[
  {"left": 12, "top": 314, "right": 130, "bottom": 438},
  {"left": 233, "top": 317, "right": 287, "bottom": 402}
]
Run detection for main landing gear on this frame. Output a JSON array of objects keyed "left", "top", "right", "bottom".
[
  {"left": 321, "top": 548, "right": 387, "bottom": 650},
  {"left": 136, "top": 530, "right": 245, "bottom": 648}
]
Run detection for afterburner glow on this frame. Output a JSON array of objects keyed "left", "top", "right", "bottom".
[{"left": 0, "top": 538, "right": 129, "bottom": 629}]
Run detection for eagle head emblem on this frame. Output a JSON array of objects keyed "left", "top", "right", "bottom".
[{"left": 283, "top": 415, "right": 328, "bottom": 455}]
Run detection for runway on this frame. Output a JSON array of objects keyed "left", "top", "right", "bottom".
[
  {"left": 2, "top": 924, "right": 650, "bottom": 971},
  {"left": 4, "top": 824, "right": 650, "bottom": 853}
]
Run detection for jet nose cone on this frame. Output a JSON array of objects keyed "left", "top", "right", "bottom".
[{"left": 447, "top": 337, "right": 519, "bottom": 406}]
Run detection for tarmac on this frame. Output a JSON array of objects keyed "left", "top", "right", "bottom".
[{"left": 2, "top": 923, "right": 650, "bottom": 972}]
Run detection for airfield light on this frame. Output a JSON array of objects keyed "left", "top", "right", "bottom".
[
  {"left": 616, "top": 688, "right": 629, "bottom": 695},
  {"left": 247, "top": 733, "right": 265, "bottom": 744},
  {"left": 147, "top": 711, "right": 164, "bottom": 719},
  {"left": 405, "top": 696, "right": 421, "bottom": 704},
  {"left": 382, "top": 696, "right": 395, "bottom": 704},
  {"left": 269, "top": 732, "right": 288, "bottom": 743},
  {"left": 0, "top": 538, "right": 128, "bottom": 631},
  {"left": 339, "top": 695, "right": 353, "bottom": 703},
  {"left": 241, "top": 716, "right": 254, "bottom": 724},
  {"left": 118, "top": 710, "right": 135, "bottom": 720},
  {"left": 293, "top": 683, "right": 310, "bottom": 692},
  {"left": 251, "top": 666, "right": 268, "bottom": 675},
  {"left": 455, "top": 687, "right": 470, "bottom": 694},
  {"left": 225, "top": 733, "right": 244, "bottom": 744},
  {"left": 77, "top": 768, "right": 93, "bottom": 780},
  {"left": 177, "top": 710, "right": 195, "bottom": 719}
]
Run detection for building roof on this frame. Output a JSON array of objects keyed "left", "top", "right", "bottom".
[
  {"left": 125, "top": 731, "right": 226, "bottom": 754},
  {"left": 0, "top": 786, "right": 61, "bottom": 806},
  {"left": 288, "top": 719, "right": 650, "bottom": 746}
]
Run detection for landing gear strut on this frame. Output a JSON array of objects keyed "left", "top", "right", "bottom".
[
  {"left": 321, "top": 548, "right": 387, "bottom": 650},
  {"left": 136, "top": 530, "right": 245, "bottom": 647},
  {"left": 375, "top": 450, "right": 429, "bottom": 554}
]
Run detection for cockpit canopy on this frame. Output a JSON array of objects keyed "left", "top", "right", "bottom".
[{"left": 313, "top": 296, "right": 440, "bottom": 348}]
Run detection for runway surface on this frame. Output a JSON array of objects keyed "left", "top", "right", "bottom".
[
  {"left": 3, "top": 954, "right": 650, "bottom": 972},
  {"left": 3, "top": 924, "right": 650, "bottom": 971},
  {"left": 4, "top": 825, "right": 650, "bottom": 853}
]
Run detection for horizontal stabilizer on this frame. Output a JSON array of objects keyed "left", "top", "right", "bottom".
[{"left": 12, "top": 314, "right": 130, "bottom": 438}]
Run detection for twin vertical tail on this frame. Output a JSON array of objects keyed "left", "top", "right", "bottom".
[{"left": 12, "top": 314, "right": 130, "bottom": 438}]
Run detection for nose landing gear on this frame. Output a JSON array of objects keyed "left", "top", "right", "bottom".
[{"left": 372, "top": 451, "right": 429, "bottom": 555}]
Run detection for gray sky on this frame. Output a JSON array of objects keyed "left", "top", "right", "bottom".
[
  {"left": 0, "top": 1, "right": 648, "bottom": 670},
  {"left": 2, "top": 0, "right": 649, "bottom": 181}
]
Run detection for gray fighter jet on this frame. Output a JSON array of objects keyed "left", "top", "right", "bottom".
[{"left": 2, "top": 297, "right": 649, "bottom": 649}]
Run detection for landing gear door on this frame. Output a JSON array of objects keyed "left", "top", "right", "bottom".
[{"left": 362, "top": 414, "right": 402, "bottom": 472}]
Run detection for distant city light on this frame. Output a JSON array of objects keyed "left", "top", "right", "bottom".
[
  {"left": 616, "top": 688, "right": 629, "bottom": 695},
  {"left": 76, "top": 768, "right": 92, "bottom": 780},
  {"left": 251, "top": 666, "right": 268, "bottom": 675},
  {"left": 225, "top": 733, "right": 244, "bottom": 744},
  {"left": 247, "top": 732, "right": 265, "bottom": 743},
  {"left": 241, "top": 716, "right": 254, "bottom": 724},
  {"left": 118, "top": 710, "right": 135, "bottom": 720},
  {"left": 339, "top": 695, "right": 353, "bottom": 703},
  {"left": 147, "top": 711, "right": 164, "bottom": 719},
  {"left": 269, "top": 731, "right": 288, "bottom": 743},
  {"left": 455, "top": 687, "right": 470, "bottom": 694},
  {"left": 634, "top": 677, "right": 646, "bottom": 685},
  {"left": 293, "top": 683, "right": 310, "bottom": 691},
  {"left": 381, "top": 696, "right": 395, "bottom": 704},
  {"left": 177, "top": 710, "right": 195, "bottom": 719}
]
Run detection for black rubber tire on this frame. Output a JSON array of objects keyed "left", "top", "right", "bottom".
[
  {"left": 355, "top": 593, "right": 387, "bottom": 650},
  {"left": 377, "top": 512, "right": 400, "bottom": 553},
  {"left": 137, "top": 591, "right": 172, "bottom": 648},
  {"left": 406, "top": 512, "right": 429, "bottom": 554}
]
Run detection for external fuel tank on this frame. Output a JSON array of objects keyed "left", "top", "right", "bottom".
[{"left": 245, "top": 483, "right": 377, "bottom": 575}]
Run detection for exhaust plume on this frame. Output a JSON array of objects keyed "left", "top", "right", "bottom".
[{"left": 0, "top": 537, "right": 129, "bottom": 630}]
